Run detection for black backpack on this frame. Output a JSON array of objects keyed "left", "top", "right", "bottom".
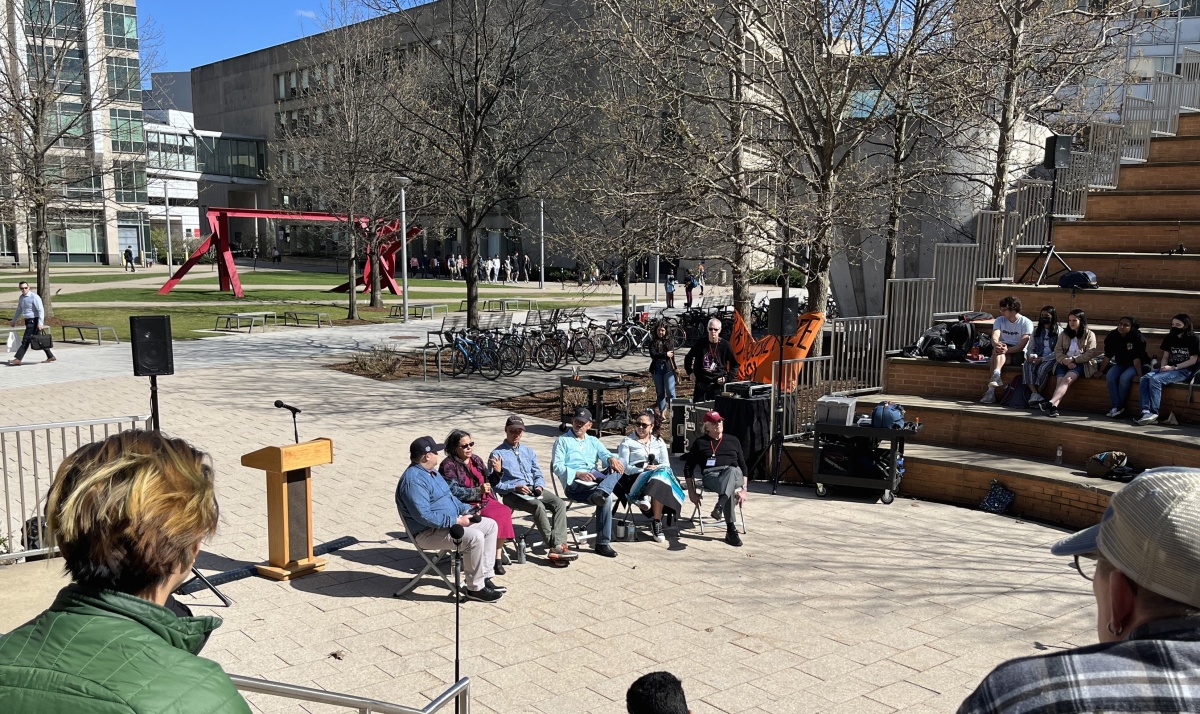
[
  {"left": 1059, "top": 271, "right": 1099, "bottom": 290},
  {"left": 999, "top": 373, "right": 1030, "bottom": 408},
  {"left": 927, "top": 344, "right": 966, "bottom": 361},
  {"left": 904, "top": 324, "right": 948, "bottom": 358},
  {"left": 947, "top": 321, "right": 974, "bottom": 351}
]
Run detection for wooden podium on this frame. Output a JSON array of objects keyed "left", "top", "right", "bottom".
[{"left": 241, "top": 438, "right": 334, "bottom": 581}]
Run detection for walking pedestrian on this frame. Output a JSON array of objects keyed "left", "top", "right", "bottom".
[
  {"left": 123, "top": 247, "right": 136, "bottom": 272},
  {"left": 697, "top": 261, "right": 706, "bottom": 295},
  {"left": 8, "top": 282, "right": 55, "bottom": 366},
  {"left": 523, "top": 254, "right": 532, "bottom": 282},
  {"left": 665, "top": 273, "right": 676, "bottom": 308}
]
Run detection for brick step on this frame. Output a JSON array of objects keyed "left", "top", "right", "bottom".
[
  {"left": 1177, "top": 113, "right": 1200, "bottom": 136},
  {"left": 1085, "top": 190, "right": 1200, "bottom": 221},
  {"left": 1148, "top": 136, "right": 1200, "bottom": 162},
  {"left": 1053, "top": 221, "right": 1200, "bottom": 253},
  {"left": 856, "top": 394, "right": 1200, "bottom": 474},
  {"left": 1010, "top": 251, "right": 1200, "bottom": 290},
  {"left": 883, "top": 357, "right": 1199, "bottom": 424},
  {"left": 1117, "top": 162, "right": 1200, "bottom": 191},
  {"left": 976, "top": 283, "right": 1200, "bottom": 330},
  {"left": 781, "top": 441, "right": 1116, "bottom": 529}
]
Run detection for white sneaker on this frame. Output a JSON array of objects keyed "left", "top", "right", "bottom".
[
  {"left": 1028, "top": 393, "right": 1044, "bottom": 404},
  {"left": 1106, "top": 407, "right": 1124, "bottom": 418},
  {"left": 988, "top": 377, "right": 1004, "bottom": 388},
  {"left": 1136, "top": 411, "right": 1159, "bottom": 425},
  {"left": 980, "top": 389, "right": 996, "bottom": 404}
]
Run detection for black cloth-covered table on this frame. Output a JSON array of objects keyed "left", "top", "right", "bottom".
[{"left": 713, "top": 395, "right": 771, "bottom": 479}]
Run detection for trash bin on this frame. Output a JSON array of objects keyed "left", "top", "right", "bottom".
[{"left": 718, "top": 269, "right": 728, "bottom": 285}]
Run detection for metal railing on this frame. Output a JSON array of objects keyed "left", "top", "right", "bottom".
[
  {"left": 883, "top": 278, "right": 934, "bottom": 353},
  {"left": 1152, "top": 71, "right": 1183, "bottom": 136},
  {"left": 231, "top": 674, "right": 471, "bottom": 714},
  {"left": 1054, "top": 151, "right": 1091, "bottom": 219},
  {"left": 769, "top": 355, "right": 835, "bottom": 440},
  {"left": 1014, "top": 179, "right": 1052, "bottom": 248},
  {"left": 974, "top": 210, "right": 1018, "bottom": 281},
  {"left": 1, "top": 415, "right": 152, "bottom": 563},
  {"left": 1122, "top": 95, "right": 1154, "bottom": 162},
  {"left": 1085, "top": 122, "right": 1123, "bottom": 190},
  {"left": 931, "top": 243, "right": 978, "bottom": 315},
  {"left": 829, "top": 315, "right": 887, "bottom": 396}
]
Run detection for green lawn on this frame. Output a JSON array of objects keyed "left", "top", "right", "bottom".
[
  {"left": 48, "top": 272, "right": 149, "bottom": 284},
  {"left": 53, "top": 305, "right": 396, "bottom": 340},
  {"left": 54, "top": 288, "right": 413, "bottom": 303}
]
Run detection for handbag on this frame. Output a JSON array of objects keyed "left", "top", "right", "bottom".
[
  {"left": 979, "top": 479, "right": 1015, "bottom": 514},
  {"left": 30, "top": 330, "right": 52, "bottom": 351}
]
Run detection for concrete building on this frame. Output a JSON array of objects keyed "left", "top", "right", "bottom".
[{"left": 0, "top": 0, "right": 150, "bottom": 265}]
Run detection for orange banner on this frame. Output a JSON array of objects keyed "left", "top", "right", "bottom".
[{"left": 730, "top": 311, "right": 826, "bottom": 384}]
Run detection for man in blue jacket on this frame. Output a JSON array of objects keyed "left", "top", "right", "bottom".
[
  {"left": 491, "top": 415, "right": 578, "bottom": 567},
  {"left": 552, "top": 407, "right": 625, "bottom": 558},
  {"left": 396, "top": 436, "right": 504, "bottom": 602}
]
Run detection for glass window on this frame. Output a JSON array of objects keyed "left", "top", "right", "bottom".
[
  {"left": 103, "top": 3, "right": 138, "bottom": 50},
  {"left": 24, "top": 0, "right": 82, "bottom": 40},
  {"left": 66, "top": 226, "right": 93, "bottom": 252},
  {"left": 49, "top": 101, "right": 88, "bottom": 148},
  {"left": 110, "top": 108, "right": 144, "bottom": 153},
  {"left": 27, "top": 44, "right": 85, "bottom": 94},
  {"left": 106, "top": 56, "right": 141, "bottom": 102},
  {"left": 113, "top": 160, "right": 147, "bottom": 203},
  {"left": 275, "top": 74, "right": 286, "bottom": 100}
]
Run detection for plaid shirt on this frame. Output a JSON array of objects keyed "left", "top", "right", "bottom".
[{"left": 958, "top": 617, "right": 1200, "bottom": 714}]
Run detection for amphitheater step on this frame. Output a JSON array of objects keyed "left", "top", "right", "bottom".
[
  {"left": 976, "top": 283, "right": 1200, "bottom": 330},
  {"left": 883, "top": 357, "right": 1199, "bottom": 425},
  {"left": 1085, "top": 190, "right": 1200, "bottom": 221},
  {"left": 782, "top": 441, "right": 1116, "bottom": 530},
  {"left": 1148, "top": 136, "right": 1200, "bottom": 162},
  {"left": 1177, "top": 112, "right": 1200, "bottom": 136},
  {"left": 1009, "top": 251, "right": 1200, "bottom": 291},
  {"left": 1117, "top": 162, "right": 1200, "bottom": 191},
  {"left": 860, "top": 395, "right": 1200, "bottom": 474},
  {"left": 1053, "top": 221, "right": 1200, "bottom": 254}
]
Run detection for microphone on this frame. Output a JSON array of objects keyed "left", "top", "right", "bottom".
[
  {"left": 274, "top": 400, "right": 301, "bottom": 414},
  {"left": 449, "top": 524, "right": 465, "bottom": 544}
]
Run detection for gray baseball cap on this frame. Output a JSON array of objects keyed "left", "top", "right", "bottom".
[{"left": 1051, "top": 467, "right": 1200, "bottom": 608}]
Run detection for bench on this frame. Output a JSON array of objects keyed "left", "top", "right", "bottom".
[
  {"left": 215, "top": 312, "right": 277, "bottom": 333},
  {"left": 391, "top": 303, "right": 449, "bottom": 320},
  {"left": 426, "top": 313, "right": 469, "bottom": 347},
  {"left": 502, "top": 298, "right": 538, "bottom": 312},
  {"left": 60, "top": 324, "right": 119, "bottom": 345},
  {"left": 283, "top": 311, "right": 332, "bottom": 328},
  {"left": 477, "top": 312, "right": 515, "bottom": 332}
]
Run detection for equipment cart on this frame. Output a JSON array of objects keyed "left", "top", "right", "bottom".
[{"left": 811, "top": 423, "right": 920, "bottom": 504}]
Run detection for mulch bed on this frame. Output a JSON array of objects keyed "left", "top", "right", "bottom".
[{"left": 488, "top": 370, "right": 676, "bottom": 434}]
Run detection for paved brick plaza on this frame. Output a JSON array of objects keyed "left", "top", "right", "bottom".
[{"left": 1, "top": 324, "right": 1098, "bottom": 713}]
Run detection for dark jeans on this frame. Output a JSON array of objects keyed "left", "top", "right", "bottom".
[
  {"left": 693, "top": 379, "right": 723, "bottom": 402},
  {"left": 564, "top": 470, "right": 622, "bottom": 546},
  {"left": 14, "top": 318, "right": 53, "bottom": 361}
]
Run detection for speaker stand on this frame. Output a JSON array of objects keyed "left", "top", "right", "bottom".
[{"left": 149, "top": 374, "right": 161, "bottom": 431}]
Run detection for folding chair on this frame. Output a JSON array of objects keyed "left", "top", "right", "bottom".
[
  {"left": 548, "top": 451, "right": 604, "bottom": 547},
  {"left": 392, "top": 509, "right": 457, "bottom": 600},
  {"left": 685, "top": 474, "right": 747, "bottom": 536}
]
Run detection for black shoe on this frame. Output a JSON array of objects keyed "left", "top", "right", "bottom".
[
  {"left": 493, "top": 562, "right": 506, "bottom": 576},
  {"left": 464, "top": 586, "right": 503, "bottom": 602},
  {"left": 1046, "top": 404, "right": 1059, "bottom": 418},
  {"left": 724, "top": 527, "right": 743, "bottom": 547},
  {"left": 595, "top": 544, "right": 618, "bottom": 558},
  {"left": 485, "top": 578, "right": 507, "bottom": 593}
]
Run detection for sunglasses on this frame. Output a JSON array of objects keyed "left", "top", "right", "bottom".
[
  {"left": 635, "top": 422, "right": 653, "bottom": 428},
  {"left": 708, "top": 328, "right": 721, "bottom": 332},
  {"left": 458, "top": 442, "right": 475, "bottom": 448}
]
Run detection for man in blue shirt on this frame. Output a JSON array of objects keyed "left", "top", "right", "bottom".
[
  {"left": 491, "top": 416, "right": 577, "bottom": 567},
  {"left": 395, "top": 436, "right": 504, "bottom": 602},
  {"left": 8, "top": 281, "right": 55, "bottom": 366},
  {"left": 552, "top": 407, "right": 625, "bottom": 558}
]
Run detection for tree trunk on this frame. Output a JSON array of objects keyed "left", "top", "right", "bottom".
[
  {"left": 34, "top": 200, "right": 52, "bottom": 317},
  {"left": 464, "top": 220, "right": 479, "bottom": 329},
  {"left": 345, "top": 218, "right": 359, "bottom": 320},
  {"left": 620, "top": 255, "right": 631, "bottom": 319},
  {"left": 989, "top": 11, "right": 1026, "bottom": 212},
  {"left": 369, "top": 233, "right": 383, "bottom": 308}
]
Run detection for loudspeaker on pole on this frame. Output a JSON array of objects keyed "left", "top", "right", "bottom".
[
  {"left": 1043, "top": 134, "right": 1071, "bottom": 170},
  {"left": 767, "top": 297, "right": 800, "bottom": 336},
  {"left": 130, "top": 315, "right": 174, "bottom": 377}
]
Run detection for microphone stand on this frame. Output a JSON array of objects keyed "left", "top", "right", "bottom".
[
  {"left": 451, "top": 526, "right": 464, "bottom": 714},
  {"left": 290, "top": 410, "right": 299, "bottom": 444}
]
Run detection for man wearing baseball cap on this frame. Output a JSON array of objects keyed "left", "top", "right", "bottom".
[
  {"left": 959, "top": 467, "right": 1200, "bottom": 713},
  {"left": 683, "top": 410, "right": 748, "bottom": 547},
  {"left": 490, "top": 415, "right": 578, "bottom": 566},
  {"left": 551, "top": 406, "right": 626, "bottom": 558},
  {"left": 395, "top": 436, "right": 504, "bottom": 602}
]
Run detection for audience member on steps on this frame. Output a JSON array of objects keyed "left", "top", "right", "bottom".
[
  {"left": 1099, "top": 316, "right": 1149, "bottom": 419},
  {"left": 1136, "top": 313, "right": 1199, "bottom": 425},
  {"left": 981, "top": 296, "right": 1033, "bottom": 404},
  {"left": 1024, "top": 306, "right": 1060, "bottom": 405},
  {"left": 1038, "top": 309, "right": 1101, "bottom": 418}
]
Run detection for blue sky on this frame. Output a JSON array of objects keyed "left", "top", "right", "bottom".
[{"left": 138, "top": 1, "right": 325, "bottom": 72}]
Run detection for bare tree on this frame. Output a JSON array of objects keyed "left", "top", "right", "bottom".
[
  {"left": 364, "top": 0, "right": 585, "bottom": 328},
  {"left": 272, "top": 1, "right": 408, "bottom": 318},
  {"left": 0, "top": 0, "right": 158, "bottom": 315}
]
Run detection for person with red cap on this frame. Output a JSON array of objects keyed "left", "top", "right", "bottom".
[{"left": 683, "top": 410, "right": 748, "bottom": 546}]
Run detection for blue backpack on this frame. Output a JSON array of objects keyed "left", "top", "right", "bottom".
[{"left": 871, "top": 402, "right": 905, "bottom": 429}]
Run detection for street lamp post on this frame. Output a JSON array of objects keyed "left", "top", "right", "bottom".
[
  {"left": 162, "top": 177, "right": 174, "bottom": 275},
  {"left": 396, "top": 176, "right": 412, "bottom": 321},
  {"left": 538, "top": 199, "right": 545, "bottom": 290}
]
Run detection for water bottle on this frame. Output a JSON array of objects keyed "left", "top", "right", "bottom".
[
  {"left": 897, "top": 456, "right": 905, "bottom": 476},
  {"left": 1055, "top": 445, "right": 1063, "bottom": 465}
]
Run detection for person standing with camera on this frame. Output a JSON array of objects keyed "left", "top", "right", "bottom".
[
  {"left": 683, "top": 318, "right": 738, "bottom": 402},
  {"left": 8, "top": 281, "right": 55, "bottom": 366}
]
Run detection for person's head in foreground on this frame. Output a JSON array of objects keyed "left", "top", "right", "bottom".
[
  {"left": 0, "top": 430, "right": 250, "bottom": 713},
  {"left": 958, "top": 467, "right": 1200, "bottom": 714},
  {"left": 627, "top": 671, "right": 691, "bottom": 714}
]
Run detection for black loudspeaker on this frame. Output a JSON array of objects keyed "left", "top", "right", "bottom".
[
  {"left": 767, "top": 297, "right": 800, "bottom": 336},
  {"left": 1043, "top": 134, "right": 1071, "bottom": 170},
  {"left": 130, "top": 316, "right": 174, "bottom": 376}
]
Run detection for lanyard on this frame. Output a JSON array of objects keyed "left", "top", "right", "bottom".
[{"left": 710, "top": 436, "right": 723, "bottom": 458}]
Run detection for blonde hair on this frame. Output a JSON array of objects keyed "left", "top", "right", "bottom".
[{"left": 47, "top": 430, "right": 219, "bottom": 593}]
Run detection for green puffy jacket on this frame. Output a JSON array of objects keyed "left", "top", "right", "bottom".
[{"left": 0, "top": 584, "right": 250, "bottom": 714}]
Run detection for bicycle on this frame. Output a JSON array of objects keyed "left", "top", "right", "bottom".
[{"left": 437, "top": 330, "right": 502, "bottom": 380}]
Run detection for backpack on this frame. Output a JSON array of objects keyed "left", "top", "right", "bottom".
[
  {"left": 960, "top": 311, "right": 994, "bottom": 322},
  {"left": 998, "top": 373, "right": 1030, "bottom": 408},
  {"left": 871, "top": 402, "right": 905, "bottom": 429},
  {"left": 947, "top": 321, "right": 975, "bottom": 351},
  {"left": 904, "top": 324, "right": 948, "bottom": 358},
  {"left": 927, "top": 344, "right": 966, "bottom": 361},
  {"left": 1085, "top": 451, "right": 1131, "bottom": 479},
  {"left": 1058, "top": 270, "right": 1099, "bottom": 290}
]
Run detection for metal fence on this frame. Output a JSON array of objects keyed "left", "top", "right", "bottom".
[
  {"left": 1152, "top": 71, "right": 1183, "bottom": 137},
  {"left": 769, "top": 356, "right": 835, "bottom": 440},
  {"left": 974, "top": 210, "right": 1018, "bottom": 281},
  {"left": 931, "top": 243, "right": 978, "bottom": 315},
  {"left": 830, "top": 315, "right": 888, "bottom": 396},
  {"left": 1014, "top": 179, "right": 1052, "bottom": 248},
  {"left": 1122, "top": 95, "right": 1154, "bottom": 162},
  {"left": 1, "top": 415, "right": 152, "bottom": 563},
  {"left": 1085, "top": 122, "right": 1123, "bottom": 190},
  {"left": 883, "top": 278, "right": 935, "bottom": 353},
  {"left": 231, "top": 674, "right": 471, "bottom": 714},
  {"left": 1054, "top": 151, "right": 1090, "bottom": 219}
]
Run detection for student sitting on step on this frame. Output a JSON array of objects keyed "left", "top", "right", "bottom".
[
  {"left": 981, "top": 296, "right": 1033, "bottom": 404},
  {"left": 1038, "top": 309, "right": 1101, "bottom": 418},
  {"left": 1136, "top": 314, "right": 1200, "bottom": 425},
  {"left": 1098, "top": 316, "right": 1149, "bottom": 419},
  {"left": 1023, "top": 306, "right": 1060, "bottom": 406}
]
